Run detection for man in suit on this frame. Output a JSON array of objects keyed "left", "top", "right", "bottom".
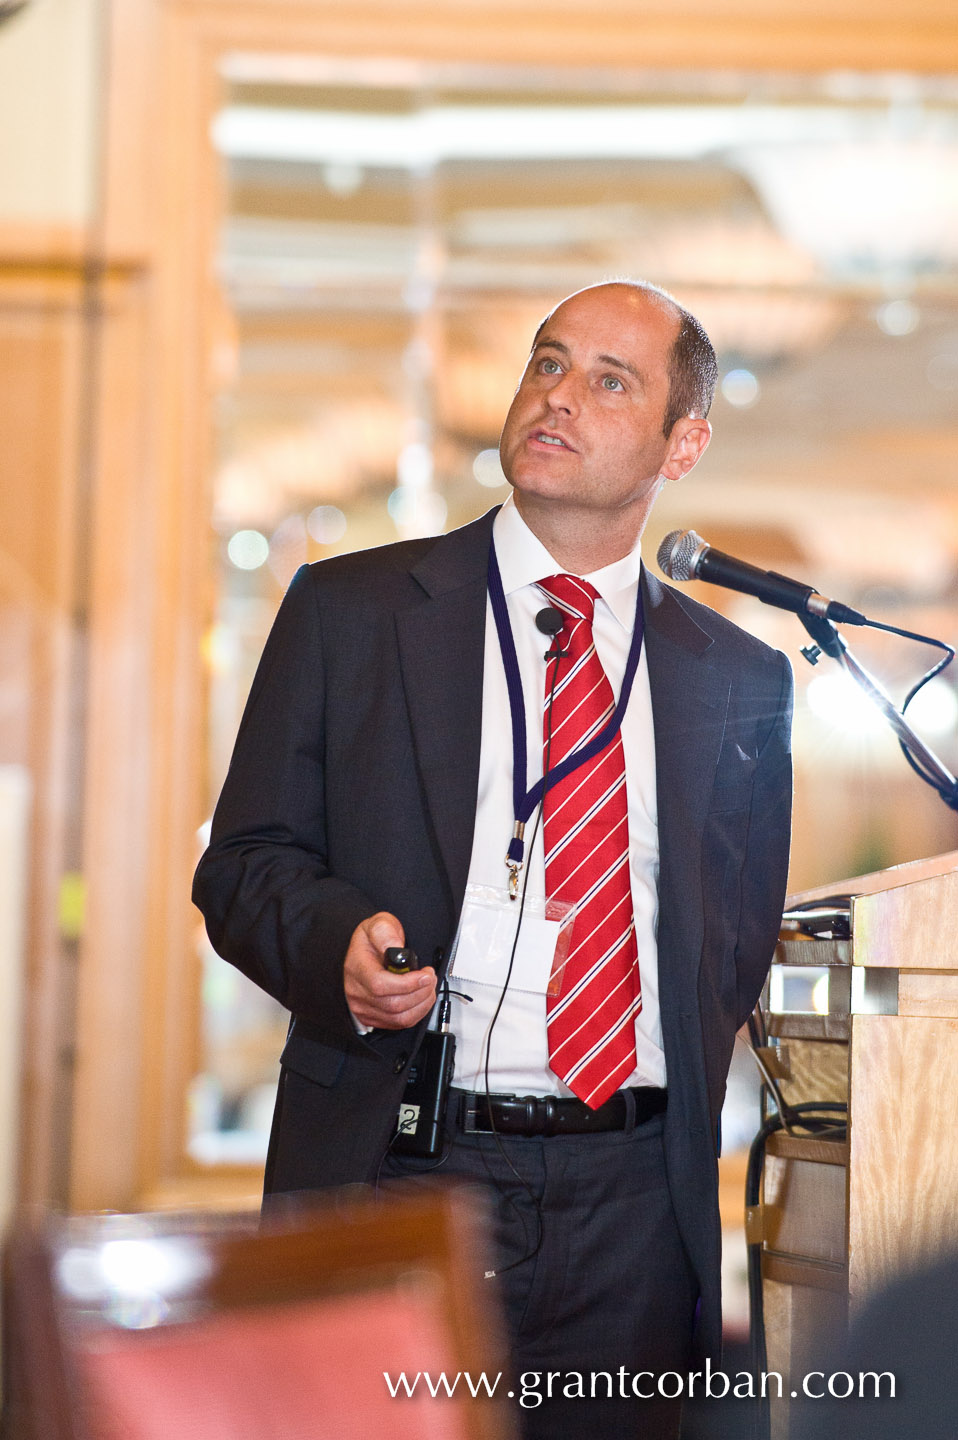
[{"left": 193, "top": 281, "right": 792, "bottom": 1439}]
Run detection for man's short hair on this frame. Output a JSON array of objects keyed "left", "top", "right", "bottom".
[
  {"left": 660, "top": 294, "right": 718, "bottom": 438},
  {"left": 614, "top": 280, "right": 717, "bottom": 437}
]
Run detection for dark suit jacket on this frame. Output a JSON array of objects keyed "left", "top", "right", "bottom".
[{"left": 193, "top": 505, "right": 792, "bottom": 1357}]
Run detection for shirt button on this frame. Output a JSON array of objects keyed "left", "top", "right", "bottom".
[{"left": 393, "top": 1053, "right": 409, "bottom": 1074}]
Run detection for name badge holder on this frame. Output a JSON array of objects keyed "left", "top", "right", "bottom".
[{"left": 448, "top": 883, "right": 576, "bottom": 998}]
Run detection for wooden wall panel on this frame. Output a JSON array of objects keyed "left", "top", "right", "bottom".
[
  {"left": 0, "top": 262, "right": 86, "bottom": 1208},
  {"left": 69, "top": 269, "right": 158, "bottom": 1210},
  {"left": 165, "top": 0, "right": 958, "bottom": 73}
]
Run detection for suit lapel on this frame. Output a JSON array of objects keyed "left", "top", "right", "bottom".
[
  {"left": 643, "top": 570, "right": 730, "bottom": 989},
  {"left": 644, "top": 569, "right": 728, "bottom": 814},
  {"left": 393, "top": 538, "right": 732, "bottom": 952},
  {"left": 395, "top": 510, "right": 497, "bottom": 911}
]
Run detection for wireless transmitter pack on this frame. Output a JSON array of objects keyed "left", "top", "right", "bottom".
[{"left": 386, "top": 947, "right": 457, "bottom": 1160}]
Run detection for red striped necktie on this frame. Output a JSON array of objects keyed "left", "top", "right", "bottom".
[{"left": 538, "top": 573, "right": 641, "bottom": 1110}]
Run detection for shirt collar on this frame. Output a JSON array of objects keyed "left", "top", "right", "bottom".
[{"left": 492, "top": 494, "right": 642, "bottom": 632}]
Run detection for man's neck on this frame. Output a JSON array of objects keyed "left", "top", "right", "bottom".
[{"left": 513, "top": 494, "right": 648, "bottom": 575}]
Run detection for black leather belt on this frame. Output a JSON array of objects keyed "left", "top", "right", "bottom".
[{"left": 454, "top": 1086, "right": 667, "bottom": 1137}]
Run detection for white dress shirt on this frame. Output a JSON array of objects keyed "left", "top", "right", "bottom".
[{"left": 449, "top": 495, "right": 665, "bottom": 1095}]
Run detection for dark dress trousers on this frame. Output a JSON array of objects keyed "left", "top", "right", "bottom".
[{"left": 192, "top": 505, "right": 793, "bottom": 1360}]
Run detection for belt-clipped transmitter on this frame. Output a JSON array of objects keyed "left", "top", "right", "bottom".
[{"left": 389, "top": 947, "right": 457, "bottom": 1160}]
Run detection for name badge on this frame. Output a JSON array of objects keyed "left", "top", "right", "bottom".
[{"left": 448, "top": 883, "right": 575, "bottom": 997}]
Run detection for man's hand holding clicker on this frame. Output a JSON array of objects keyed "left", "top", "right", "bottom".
[{"left": 343, "top": 912, "right": 437, "bottom": 1031}]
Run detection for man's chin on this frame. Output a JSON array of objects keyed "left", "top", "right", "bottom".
[
  {"left": 510, "top": 482, "right": 565, "bottom": 516},
  {"left": 507, "top": 464, "right": 578, "bottom": 502}
]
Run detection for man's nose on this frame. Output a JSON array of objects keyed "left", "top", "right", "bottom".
[{"left": 546, "top": 369, "right": 581, "bottom": 414}]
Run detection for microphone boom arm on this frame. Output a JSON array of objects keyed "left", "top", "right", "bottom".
[
  {"left": 657, "top": 527, "right": 958, "bottom": 810},
  {"left": 799, "top": 613, "right": 958, "bottom": 809}
]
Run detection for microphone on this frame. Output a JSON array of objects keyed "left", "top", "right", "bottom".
[
  {"left": 656, "top": 529, "right": 868, "bottom": 626},
  {"left": 535, "top": 607, "right": 565, "bottom": 638},
  {"left": 535, "top": 606, "right": 568, "bottom": 659}
]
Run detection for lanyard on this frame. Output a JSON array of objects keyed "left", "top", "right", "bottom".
[{"left": 487, "top": 537, "right": 646, "bottom": 893}]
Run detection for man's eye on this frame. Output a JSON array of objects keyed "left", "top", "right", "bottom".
[
  {"left": 602, "top": 375, "right": 624, "bottom": 391},
  {"left": 541, "top": 358, "right": 561, "bottom": 374}
]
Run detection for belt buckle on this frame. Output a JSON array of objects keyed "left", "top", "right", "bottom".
[{"left": 460, "top": 1094, "right": 481, "bottom": 1134}]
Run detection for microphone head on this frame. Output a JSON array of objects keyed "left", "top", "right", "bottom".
[
  {"left": 657, "top": 528, "right": 706, "bottom": 583},
  {"left": 535, "top": 606, "right": 566, "bottom": 639}
]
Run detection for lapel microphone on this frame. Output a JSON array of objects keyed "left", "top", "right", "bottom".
[{"left": 536, "top": 606, "right": 568, "bottom": 660}]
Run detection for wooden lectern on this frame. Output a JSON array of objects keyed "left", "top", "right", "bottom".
[{"left": 759, "top": 849, "right": 958, "bottom": 1433}]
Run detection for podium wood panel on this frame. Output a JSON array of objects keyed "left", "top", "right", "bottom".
[
  {"left": 775, "top": 1038, "right": 848, "bottom": 1108},
  {"left": 849, "top": 1012, "right": 958, "bottom": 1300},
  {"left": 764, "top": 1145, "right": 847, "bottom": 1268},
  {"left": 786, "top": 849, "right": 958, "bottom": 909},
  {"left": 897, "top": 971, "right": 958, "bottom": 1018},
  {"left": 765, "top": 851, "right": 958, "bottom": 1435},
  {"left": 853, "top": 868, "right": 958, "bottom": 970}
]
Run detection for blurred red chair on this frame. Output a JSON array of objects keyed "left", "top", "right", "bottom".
[{"left": 2, "top": 1186, "right": 515, "bottom": 1440}]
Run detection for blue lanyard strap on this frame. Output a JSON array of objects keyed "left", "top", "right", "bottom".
[{"left": 487, "top": 536, "right": 646, "bottom": 868}]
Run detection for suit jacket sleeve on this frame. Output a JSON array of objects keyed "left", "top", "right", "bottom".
[
  {"left": 734, "top": 646, "right": 793, "bottom": 1028},
  {"left": 192, "top": 564, "right": 376, "bottom": 1049}
]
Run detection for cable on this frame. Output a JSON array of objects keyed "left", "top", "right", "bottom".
[
  {"left": 477, "top": 635, "right": 568, "bottom": 1277},
  {"left": 864, "top": 617, "right": 955, "bottom": 669},
  {"left": 860, "top": 618, "right": 958, "bottom": 804}
]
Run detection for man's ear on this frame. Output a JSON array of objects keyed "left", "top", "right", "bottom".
[{"left": 661, "top": 417, "right": 712, "bottom": 483}]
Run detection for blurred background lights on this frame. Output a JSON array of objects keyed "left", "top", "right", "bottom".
[
  {"left": 226, "top": 528, "right": 269, "bottom": 570},
  {"left": 721, "top": 368, "right": 760, "bottom": 407},
  {"left": 268, "top": 513, "right": 308, "bottom": 588},
  {"left": 97, "top": 1238, "right": 210, "bottom": 1300},
  {"left": 904, "top": 677, "right": 958, "bottom": 737},
  {"left": 57, "top": 1247, "right": 107, "bottom": 1302},
  {"left": 926, "top": 350, "right": 958, "bottom": 391},
  {"left": 806, "top": 671, "right": 889, "bottom": 736},
  {"left": 473, "top": 448, "right": 508, "bottom": 488},
  {"left": 201, "top": 623, "right": 236, "bottom": 677},
  {"left": 806, "top": 670, "right": 958, "bottom": 739},
  {"left": 322, "top": 161, "right": 363, "bottom": 195},
  {"left": 387, "top": 487, "right": 447, "bottom": 537},
  {"left": 397, "top": 439, "right": 433, "bottom": 489},
  {"left": 306, "top": 504, "right": 347, "bottom": 545},
  {"left": 876, "top": 298, "right": 920, "bottom": 336}
]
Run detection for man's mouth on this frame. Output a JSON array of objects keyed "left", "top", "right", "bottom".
[{"left": 532, "top": 431, "right": 572, "bottom": 449}]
